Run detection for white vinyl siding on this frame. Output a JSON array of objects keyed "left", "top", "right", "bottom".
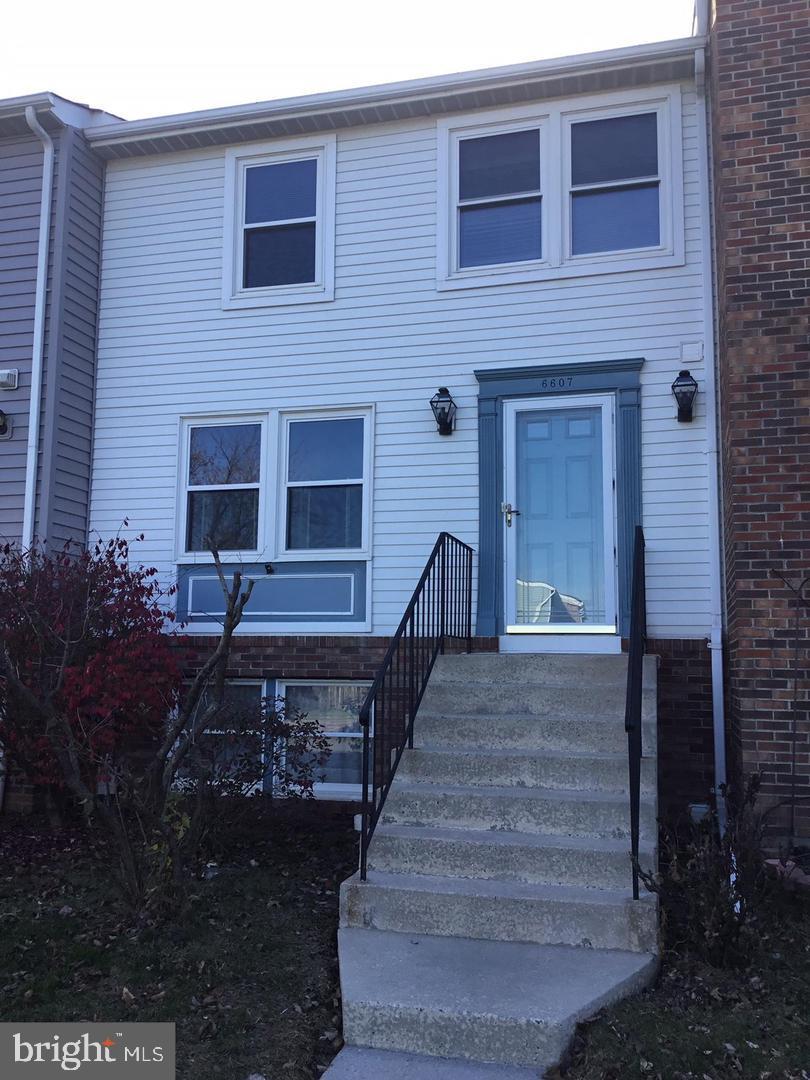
[{"left": 91, "top": 85, "right": 711, "bottom": 640}]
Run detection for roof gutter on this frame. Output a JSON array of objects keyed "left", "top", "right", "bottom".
[
  {"left": 22, "top": 105, "right": 55, "bottom": 551},
  {"left": 85, "top": 35, "right": 703, "bottom": 154}
]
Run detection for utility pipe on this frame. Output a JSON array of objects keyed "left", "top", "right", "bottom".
[
  {"left": 21, "top": 106, "right": 55, "bottom": 551},
  {"left": 694, "top": 41, "right": 729, "bottom": 825}
]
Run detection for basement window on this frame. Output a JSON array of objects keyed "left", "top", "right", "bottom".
[{"left": 278, "top": 680, "right": 371, "bottom": 799}]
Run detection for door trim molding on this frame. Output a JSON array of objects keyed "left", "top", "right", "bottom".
[{"left": 474, "top": 359, "right": 643, "bottom": 638}]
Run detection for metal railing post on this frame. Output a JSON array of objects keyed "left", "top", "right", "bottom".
[{"left": 439, "top": 536, "right": 447, "bottom": 653}]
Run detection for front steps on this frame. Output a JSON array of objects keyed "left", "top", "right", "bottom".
[{"left": 326, "top": 653, "right": 659, "bottom": 1077}]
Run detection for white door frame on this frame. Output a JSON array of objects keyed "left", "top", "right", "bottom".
[{"left": 502, "top": 393, "right": 618, "bottom": 637}]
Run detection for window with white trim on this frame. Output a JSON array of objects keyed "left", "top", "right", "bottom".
[
  {"left": 223, "top": 135, "right": 336, "bottom": 308},
  {"left": 281, "top": 412, "right": 370, "bottom": 554},
  {"left": 569, "top": 112, "right": 660, "bottom": 256},
  {"left": 456, "top": 127, "right": 543, "bottom": 269},
  {"left": 182, "top": 419, "right": 264, "bottom": 554},
  {"left": 438, "top": 90, "right": 682, "bottom": 289},
  {"left": 279, "top": 680, "right": 370, "bottom": 798}
]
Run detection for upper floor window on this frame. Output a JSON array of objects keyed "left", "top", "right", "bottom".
[
  {"left": 457, "top": 128, "right": 542, "bottom": 269},
  {"left": 182, "top": 419, "right": 264, "bottom": 554},
  {"left": 243, "top": 158, "right": 318, "bottom": 287},
  {"left": 438, "top": 89, "right": 682, "bottom": 290},
  {"left": 569, "top": 112, "right": 660, "bottom": 256},
  {"left": 223, "top": 135, "right": 336, "bottom": 309}
]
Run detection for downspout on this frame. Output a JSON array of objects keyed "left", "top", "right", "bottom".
[
  {"left": 21, "top": 106, "right": 56, "bottom": 551},
  {"left": 694, "top": 39, "right": 729, "bottom": 826}
]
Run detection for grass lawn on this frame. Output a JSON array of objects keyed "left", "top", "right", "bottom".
[
  {"left": 550, "top": 894, "right": 810, "bottom": 1080},
  {"left": 0, "top": 807, "right": 357, "bottom": 1080}
]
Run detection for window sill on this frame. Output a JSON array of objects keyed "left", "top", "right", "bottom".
[
  {"left": 438, "top": 248, "right": 684, "bottom": 291},
  {"left": 222, "top": 283, "right": 334, "bottom": 310},
  {"left": 273, "top": 550, "right": 370, "bottom": 563}
]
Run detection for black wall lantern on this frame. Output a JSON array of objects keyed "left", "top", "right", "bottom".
[
  {"left": 671, "top": 369, "right": 698, "bottom": 423},
  {"left": 430, "top": 387, "right": 457, "bottom": 436}
]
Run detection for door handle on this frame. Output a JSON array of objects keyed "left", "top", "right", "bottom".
[{"left": 501, "top": 502, "right": 521, "bottom": 528}]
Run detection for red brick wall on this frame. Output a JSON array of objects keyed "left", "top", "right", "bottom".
[
  {"left": 650, "top": 639, "right": 715, "bottom": 822},
  {"left": 711, "top": 0, "right": 810, "bottom": 838},
  {"left": 183, "top": 633, "right": 498, "bottom": 685}
]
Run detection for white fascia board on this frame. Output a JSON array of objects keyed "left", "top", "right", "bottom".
[
  {"left": 85, "top": 35, "right": 704, "bottom": 150},
  {"left": 0, "top": 92, "right": 122, "bottom": 130}
]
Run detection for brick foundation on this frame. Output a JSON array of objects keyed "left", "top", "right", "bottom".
[
  {"left": 649, "top": 639, "right": 715, "bottom": 822},
  {"left": 1, "top": 633, "right": 718, "bottom": 822},
  {"left": 710, "top": 0, "right": 810, "bottom": 840}
]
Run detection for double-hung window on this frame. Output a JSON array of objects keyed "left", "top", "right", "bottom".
[
  {"left": 456, "top": 127, "right": 543, "bottom": 269},
  {"left": 569, "top": 112, "right": 661, "bottom": 256},
  {"left": 224, "top": 135, "right": 336, "bottom": 308},
  {"left": 183, "top": 420, "right": 263, "bottom": 554},
  {"left": 281, "top": 412, "right": 370, "bottom": 555},
  {"left": 438, "top": 90, "right": 681, "bottom": 288}
]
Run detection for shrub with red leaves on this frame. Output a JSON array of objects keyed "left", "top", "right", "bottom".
[{"left": 0, "top": 535, "right": 182, "bottom": 796}]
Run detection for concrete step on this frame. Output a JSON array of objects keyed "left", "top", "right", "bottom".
[
  {"left": 420, "top": 681, "right": 656, "bottom": 724},
  {"left": 323, "top": 1046, "right": 541, "bottom": 1079},
  {"left": 341, "top": 870, "right": 657, "bottom": 952},
  {"left": 430, "top": 651, "right": 658, "bottom": 691},
  {"left": 339, "top": 927, "right": 657, "bottom": 1068},
  {"left": 380, "top": 781, "right": 657, "bottom": 841},
  {"left": 368, "top": 824, "right": 655, "bottom": 889},
  {"left": 414, "top": 710, "right": 658, "bottom": 755},
  {"left": 397, "top": 746, "right": 656, "bottom": 794}
]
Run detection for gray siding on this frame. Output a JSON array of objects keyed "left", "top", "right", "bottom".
[
  {"left": 0, "top": 134, "right": 42, "bottom": 545},
  {"left": 38, "top": 129, "right": 104, "bottom": 549},
  {"left": 0, "top": 124, "right": 104, "bottom": 552}
]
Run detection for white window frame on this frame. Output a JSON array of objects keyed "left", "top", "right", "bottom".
[
  {"left": 176, "top": 412, "right": 268, "bottom": 564},
  {"left": 275, "top": 406, "right": 374, "bottom": 563},
  {"left": 562, "top": 98, "right": 675, "bottom": 266},
  {"left": 222, "top": 134, "right": 337, "bottom": 310},
  {"left": 452, "top": 118, "right": 548, "bottom": 278},
  {"left": 276, "top": 679, "right": 371, "bottom": 801},
  {"left": 437, "top": 87, "right": 684, "bottom": 291}
]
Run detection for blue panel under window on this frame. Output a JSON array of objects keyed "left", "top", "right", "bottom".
[
  {"left": 571, "top": 113, "right": 658, "bottom": 186},
  {"left": 459, "top": 129, "right": 540, "bottom": 200},
  {"left": 571, "top": 183, "right": 660, "bottom": 255},
  {"left": 177, "top": 562, "right": 367, "bottom": 625},
  {"left": 244, "top": 159, "right": 317, "bottom": 224},
  {"left": 243, "top": 222, "right": 316, "bottom": 288},
  {"left": 459, "top": 197, "right": 541, "bottom": 268},
  {"left": 288, "top": 418, "right": 364, "bottom": 482}
]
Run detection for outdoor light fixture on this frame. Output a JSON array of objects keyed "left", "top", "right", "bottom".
[
  {"left": 430, "top": 387, "right": 457, "bottom": 436},
  {"left": 671, "top": 369, "right": 698, "bottom": 423},
  {"left": 0, "top": 410, "right": 10, "bottom": 440}
]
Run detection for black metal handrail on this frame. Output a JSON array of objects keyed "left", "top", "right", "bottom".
[
  {"left": 359, "top": 532, "right": 473, "bottom": 879},
  {"left": 624, "top": 524, "right": 647, "bottom": 900}
]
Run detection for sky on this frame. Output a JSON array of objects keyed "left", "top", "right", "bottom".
[{"left": 1, "top": 0, "right": 696, "bottom": 121}]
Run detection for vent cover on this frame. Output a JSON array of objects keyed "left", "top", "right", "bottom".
[{"left": 0, "top": 369, "right": 18, "bottom": 391}]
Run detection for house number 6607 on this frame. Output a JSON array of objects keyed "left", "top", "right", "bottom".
[{"left": 539, "top": 377, "right": 574, "bottom": 389}]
